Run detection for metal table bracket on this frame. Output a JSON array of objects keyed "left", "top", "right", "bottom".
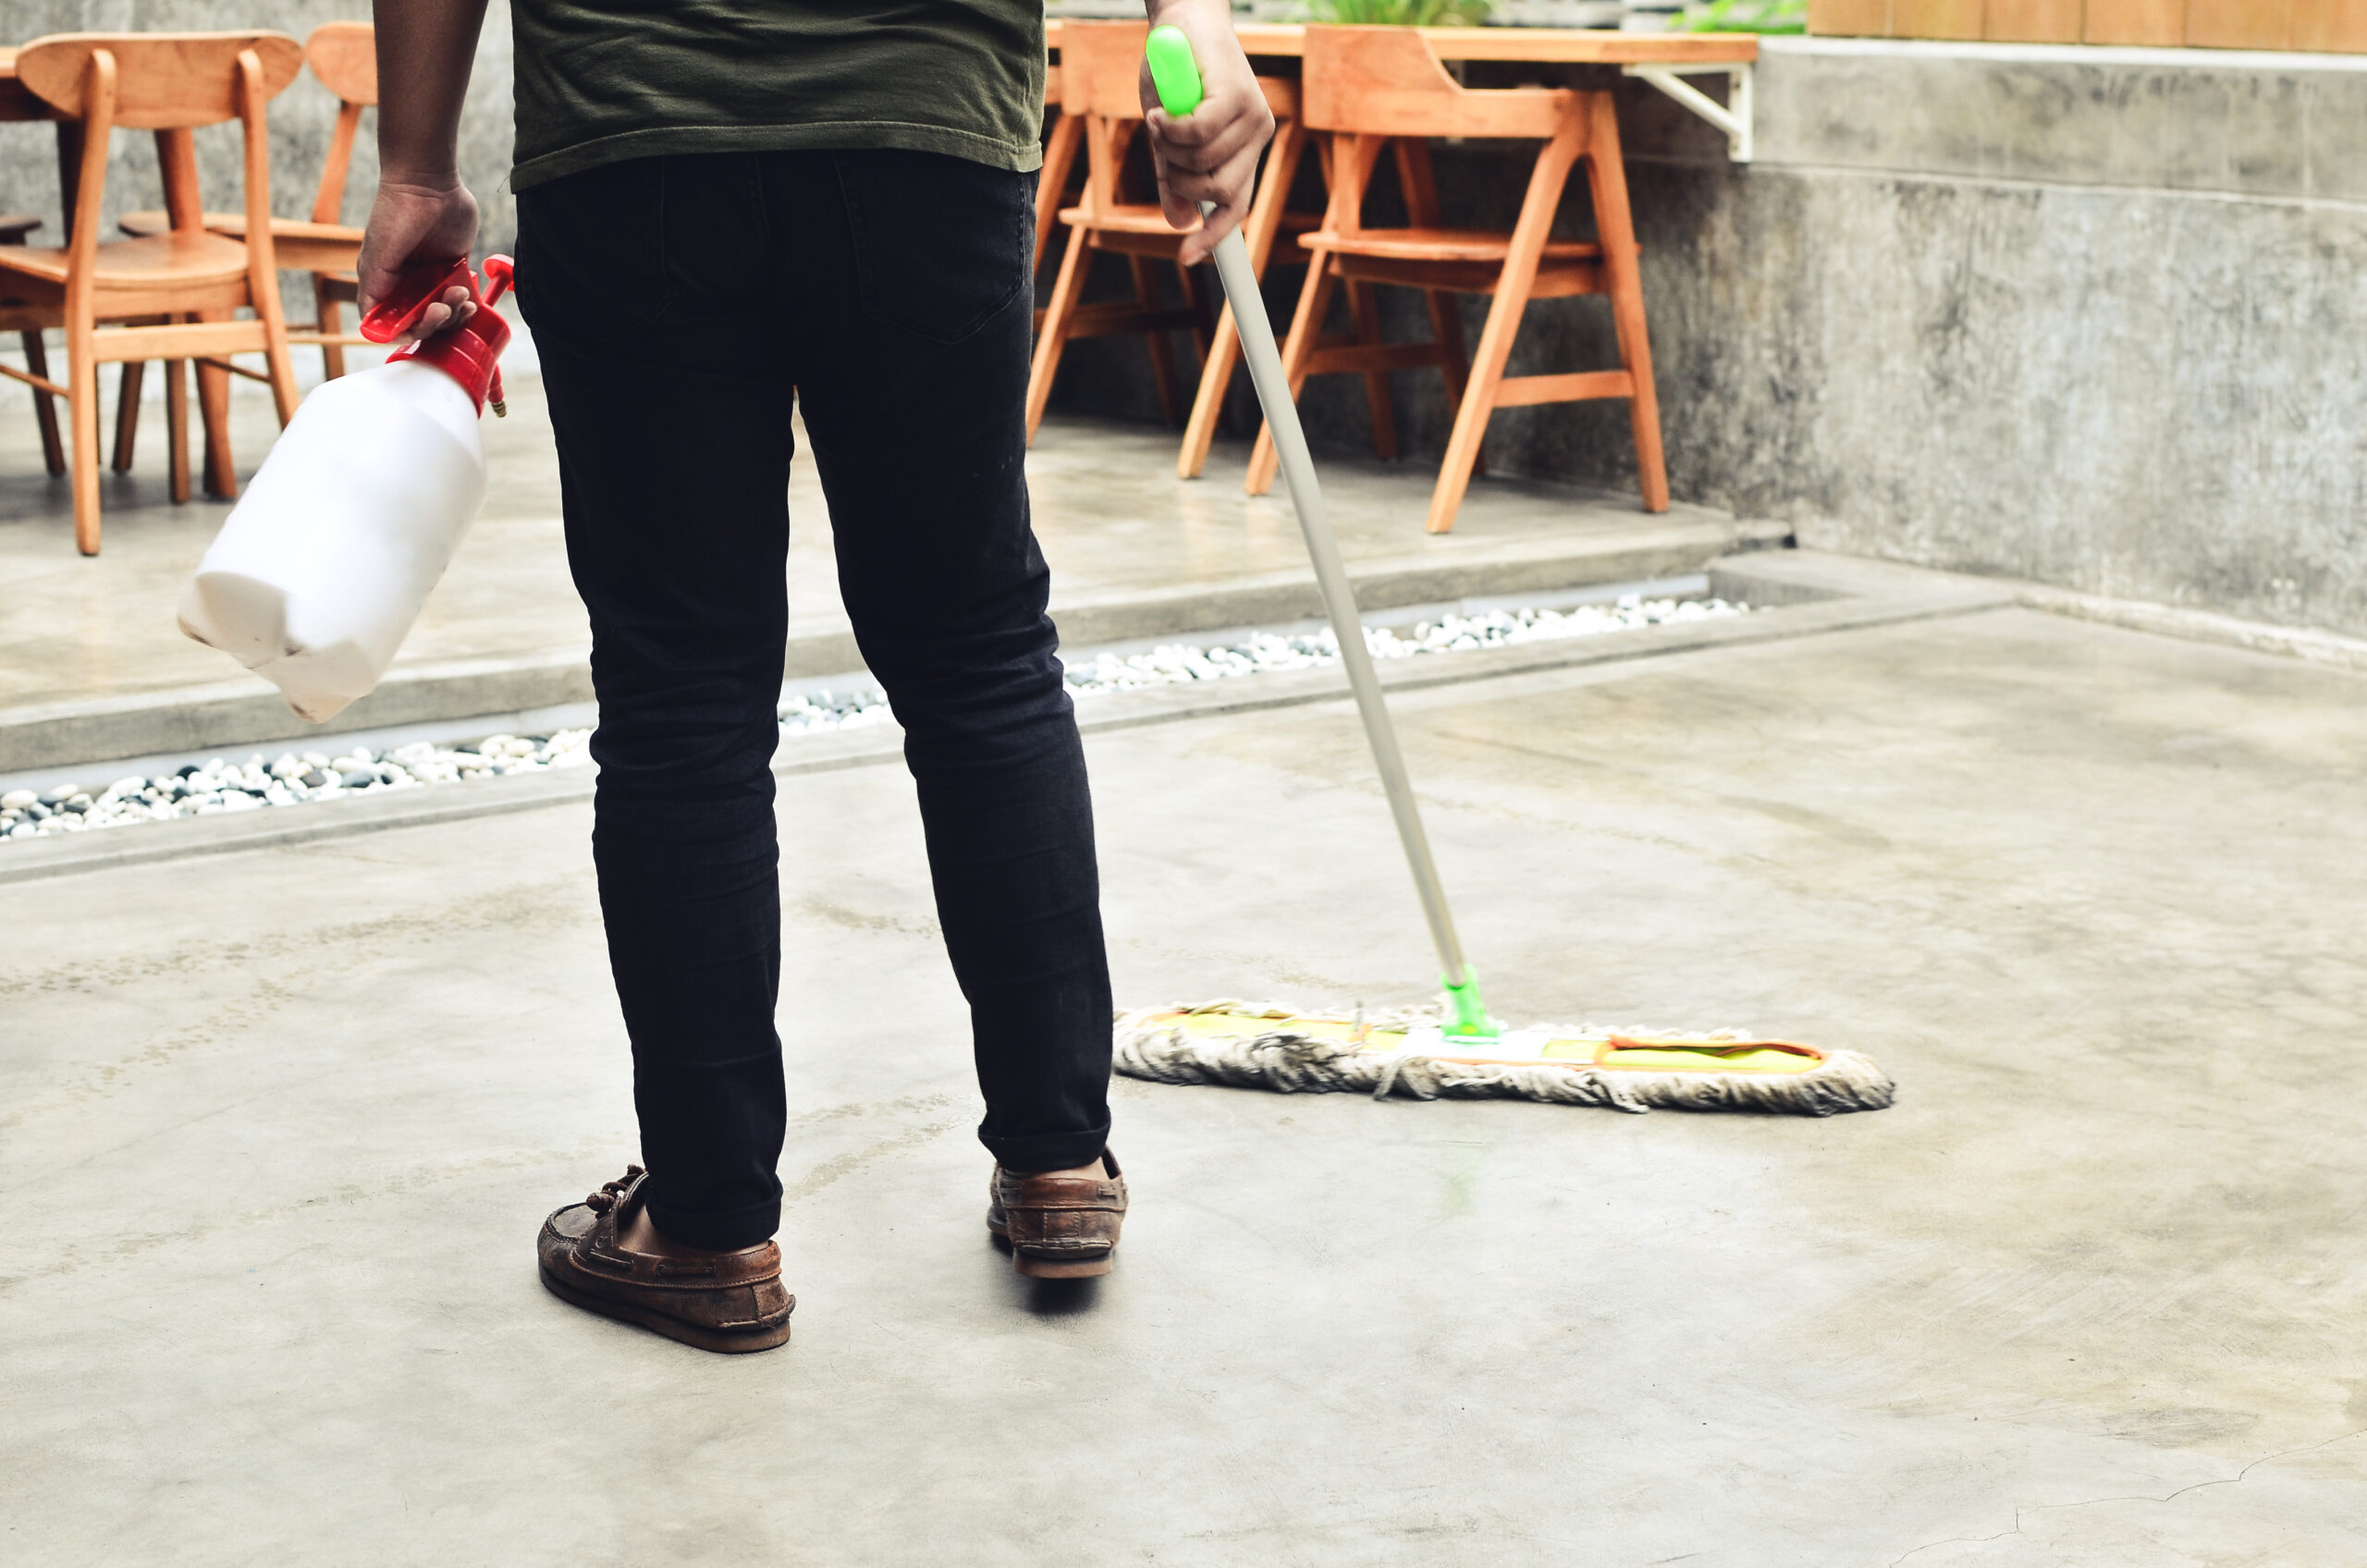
[{"left": 1622, "top": 62, "right": 1752, "bottom": 164}]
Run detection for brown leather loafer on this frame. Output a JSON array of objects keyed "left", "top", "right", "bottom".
[
  {"left": 537, "top": 1166, "right": 794, "bottom": 1353},
  {"left": 987, "top": 1149, "right": 1127, "bottom": 1278}
]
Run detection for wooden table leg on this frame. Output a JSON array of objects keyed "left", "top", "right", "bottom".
[
  {"left": 193, "top": 328, "right": 234, "bottom": 499},
  {"left": 112, "top": 360, "right": 144, "bottom": 472},
  {"left": 41, "top": 122, "right": 84, "bottom": 484},
  {"left": 166, "top": 355, "right": 190, "bottom": 505},
  {"left": 21, "top": 331, "right": 67, "bottom": 474},
  {"left": 55, "top": 122, "right": 82, "bottom": 233}
]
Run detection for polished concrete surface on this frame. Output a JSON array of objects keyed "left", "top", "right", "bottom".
[
  {"left": 4, "top": 605, "right": 2361, "bottom": 1565},
  {"left": 0, "top": 345, "right": 1723, "bottom": 715}
]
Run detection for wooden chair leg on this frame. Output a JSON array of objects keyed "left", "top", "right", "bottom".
[
  {"left": 1424, "top": 288, "right": 1483, "bottom": 480},
  {"left": 1178, "top": 259, "right": 1210, "bottom": 373},
  {"left": 314, "top": 274, "right": 347, "bottom": 381},
  {"left": 21, "top": 331, "right": 66, "bottom": 475},
  {"left": 1025, "top": 223, "right": 1094, "bottom": 444},
  {"left": 195, "top": 335, "right": 234, "bottom": 499},
  {"left": 1033, "top": 112, "right": 1084, "bottom": 276},
  {"left": 1177, "top": 300, "right": 1241, "bottom": 479},
  {"left": 1423, "top": 131, "right": 1577, "bottom": 534},
  {"left": 112, "top": 361, "right": 144, "bottom": 472},
  {"left": 1584, "top": 99, "right": 1667, "bottom": 514},
  {"left": 67, "top": 325, "right": 101, "bottom": 555},
  {"left": 1131, "top": 256, "right": 1182, "bottom": 426},
  {"left": 1427, "top": 279, "right": 1527, "bottom": 534},
  {"left": 1246, "top": 255, "right": 1340, "bottom": 496},
  {"left": 256, "top": 296, "right": 302, "bottom": 430},
  {"left": 1345, "top": 280, "right": 1397, "bottom": 462},
  {"left": 165, "top": 358, "right": 190, "bottom": 506},
  {"left": 1178, "top": 116, "right": 1309, "bottom": 480}
]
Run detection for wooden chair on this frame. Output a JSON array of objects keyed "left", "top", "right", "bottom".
[
  {"left": 0, "top": 32, "right": 303, "bottom": 554},
  {"left": 1030, "top": 19, "right": 1393, "bottom": 475},
  {"left": 1248, "top": 27, "right": 1669, "bottom": 532},
  {"left": 1035, "top": 59, "right": 1082, "bottom": 276},
  {"left": 0, "top": 214, "right": 67, "bottom": 478},
  {"left": 115, "top": 22, "right": 373, "bottom": 478},
  {"left": 1027, "top": 22, "right": 1213, "bottom": 444},
  {"left": 1186, "top": 107, "right": 1407, "bottom": 483}
]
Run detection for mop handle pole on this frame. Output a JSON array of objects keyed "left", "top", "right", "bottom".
[{"left": 1200, "top": 214, "right": 1472, "bottom": 988}]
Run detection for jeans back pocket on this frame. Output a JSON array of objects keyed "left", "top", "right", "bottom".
[{"left": 834, "top": 149, "right": 1031, "bottom": 346}]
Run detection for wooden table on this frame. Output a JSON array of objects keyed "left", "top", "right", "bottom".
[
  {"left": 1043, "top": 22, "right": 1760, "bottom": 160},
  {"left": 1045, "top": 20, "right": 1757, "bottom": 65}
]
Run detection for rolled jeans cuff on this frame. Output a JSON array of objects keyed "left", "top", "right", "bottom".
[
  {"left": 980, "top": 1120, "right": 1111, "bottom": 1175},
  {"left": 645, "top": 1189, "right": 781, "bottom": 1252}
]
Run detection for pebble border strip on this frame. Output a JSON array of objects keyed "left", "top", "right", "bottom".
[{"left": 3, "top": 595, "right": 1742, "bottom": 843}]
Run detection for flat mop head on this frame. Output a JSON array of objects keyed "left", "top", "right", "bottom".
[{"left": 1115, "top": 1001, "right": 1895, "bottom": 1116}]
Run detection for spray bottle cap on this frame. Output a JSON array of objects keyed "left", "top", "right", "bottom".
[{"left": 359, "top": 254, "right": 515, "bottom": 416}]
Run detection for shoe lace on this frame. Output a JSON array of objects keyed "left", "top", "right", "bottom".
[{"left": 583, "top": 1164, "right": 645, "bottom": 1214}]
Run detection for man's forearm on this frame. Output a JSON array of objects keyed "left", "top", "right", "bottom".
[{"left": 374, "top": 0, "right": 492, "bottom": 184}]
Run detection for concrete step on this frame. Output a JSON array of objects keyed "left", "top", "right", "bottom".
[
  {"left": 0, "top": 556, "right": 2011, "bottom": 888},
  {"left": 0, "top": 515, "right": 1789, "bottom": 775}
]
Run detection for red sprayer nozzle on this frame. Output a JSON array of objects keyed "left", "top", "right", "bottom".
[{"left": 359, "top": 254, "right": 515, "bottom": 417}]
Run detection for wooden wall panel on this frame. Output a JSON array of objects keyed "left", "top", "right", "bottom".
[
  {"left": 1816, "top": 0, "right": 2367, "bottom": 49},
  {"left": 2084, "top": 0, "right": 2185, "bottom": 42},
  {"left": 1989, "top": 0, "right": 2085, "bottom": 40},
  {"left": 2292, "top": 1, "right": 2367, "bottom": 51},
  {"left": 1893, "top": 0, "right": 1989, "bottom": 37},
  {"left": 1807, "top": 0, "right": 1895, "bottom": 33},
  {"left": 2185, "top": 0, "right": 2293, "bottom": 48}
]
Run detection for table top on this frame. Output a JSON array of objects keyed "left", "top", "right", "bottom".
[
  {"left": 0, "top": 46, "right": 60, "bottom": 123},
  {"left": 2, "top": 27, "right": 1756, "bottom": 121},
  {"left": 1046, "top": 21, "right": 1759, "bottom": 65}
]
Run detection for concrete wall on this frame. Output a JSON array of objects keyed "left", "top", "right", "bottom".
[
  {"left": 0, "top": 0, "right": 517, "bottom": 267},
  {"left": 1055, "top": 38, "right": 2367, "bottom": 637}
]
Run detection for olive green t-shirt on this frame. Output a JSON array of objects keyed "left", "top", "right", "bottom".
[{"left": 509, "top": 0, "right": 1046, "bottom": 190}]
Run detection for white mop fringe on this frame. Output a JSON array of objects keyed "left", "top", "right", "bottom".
[{"left": 1114, "top": 1001, "right": 1895, "bottom": 1116}]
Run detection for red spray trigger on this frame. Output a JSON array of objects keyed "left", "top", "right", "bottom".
[
  {"left": 360, "top": 254, "right": 515, "bottom": 418},
  {"left": 359, "top": 254, "right": 479, "bottom": 344}
]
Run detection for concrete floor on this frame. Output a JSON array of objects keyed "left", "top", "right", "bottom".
[
  {"left": 4, "top": 604, "right": 2361, "bottom": 1565},
  {"left": 0, "top": 342, "right": 1714, "bottom": 713}
]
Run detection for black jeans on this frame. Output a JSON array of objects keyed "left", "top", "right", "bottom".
[{"left": 516, "top": 150, "right": 1112, "bottom": 1251}]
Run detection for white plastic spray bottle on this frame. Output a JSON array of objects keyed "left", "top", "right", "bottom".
[{"left": 178, "top": 253, "right": 516, "bottom": 722}]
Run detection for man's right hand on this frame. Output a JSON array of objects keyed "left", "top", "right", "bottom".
[
  {"left": 1141, "top": 0, "right": 1273, "bottom": 266},
  {"left": 356, "top": 176, "right": 482, "bottom": 345}
]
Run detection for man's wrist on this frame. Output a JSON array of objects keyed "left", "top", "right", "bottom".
[{"left": 378, "top": 168, "right": 467, "bottom": 196}]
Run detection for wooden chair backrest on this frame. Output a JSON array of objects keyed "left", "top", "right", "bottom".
[
  {"left": 1302, "top": 26, "right": 1569, "bottom": 141},
  {"left": 306, "top": 21, "right": 376, "bottom": 106},
  {"left": 19, "top": 33, "right": 295, "bottom": 282},
  {"left": 1056, "top": 21, "right": 1151, "bottom": 118},
  {"left": 17, "top": 31, "right": 302, "bottom": 128},
  {"left": 304, "top": 22, "right": 376, "bottom": 227}
]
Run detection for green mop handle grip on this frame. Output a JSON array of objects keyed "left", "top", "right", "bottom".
[
  {"left": 1147, "top": 27, "right": 1238, "bottom": 246},
  {"left": 1145, "top": 26, "right": 1205, "bottom": 117}
]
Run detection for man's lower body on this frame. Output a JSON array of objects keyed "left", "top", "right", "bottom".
[{"left": 514, "top": 149, "right": 1123, "bottom": 1350}]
